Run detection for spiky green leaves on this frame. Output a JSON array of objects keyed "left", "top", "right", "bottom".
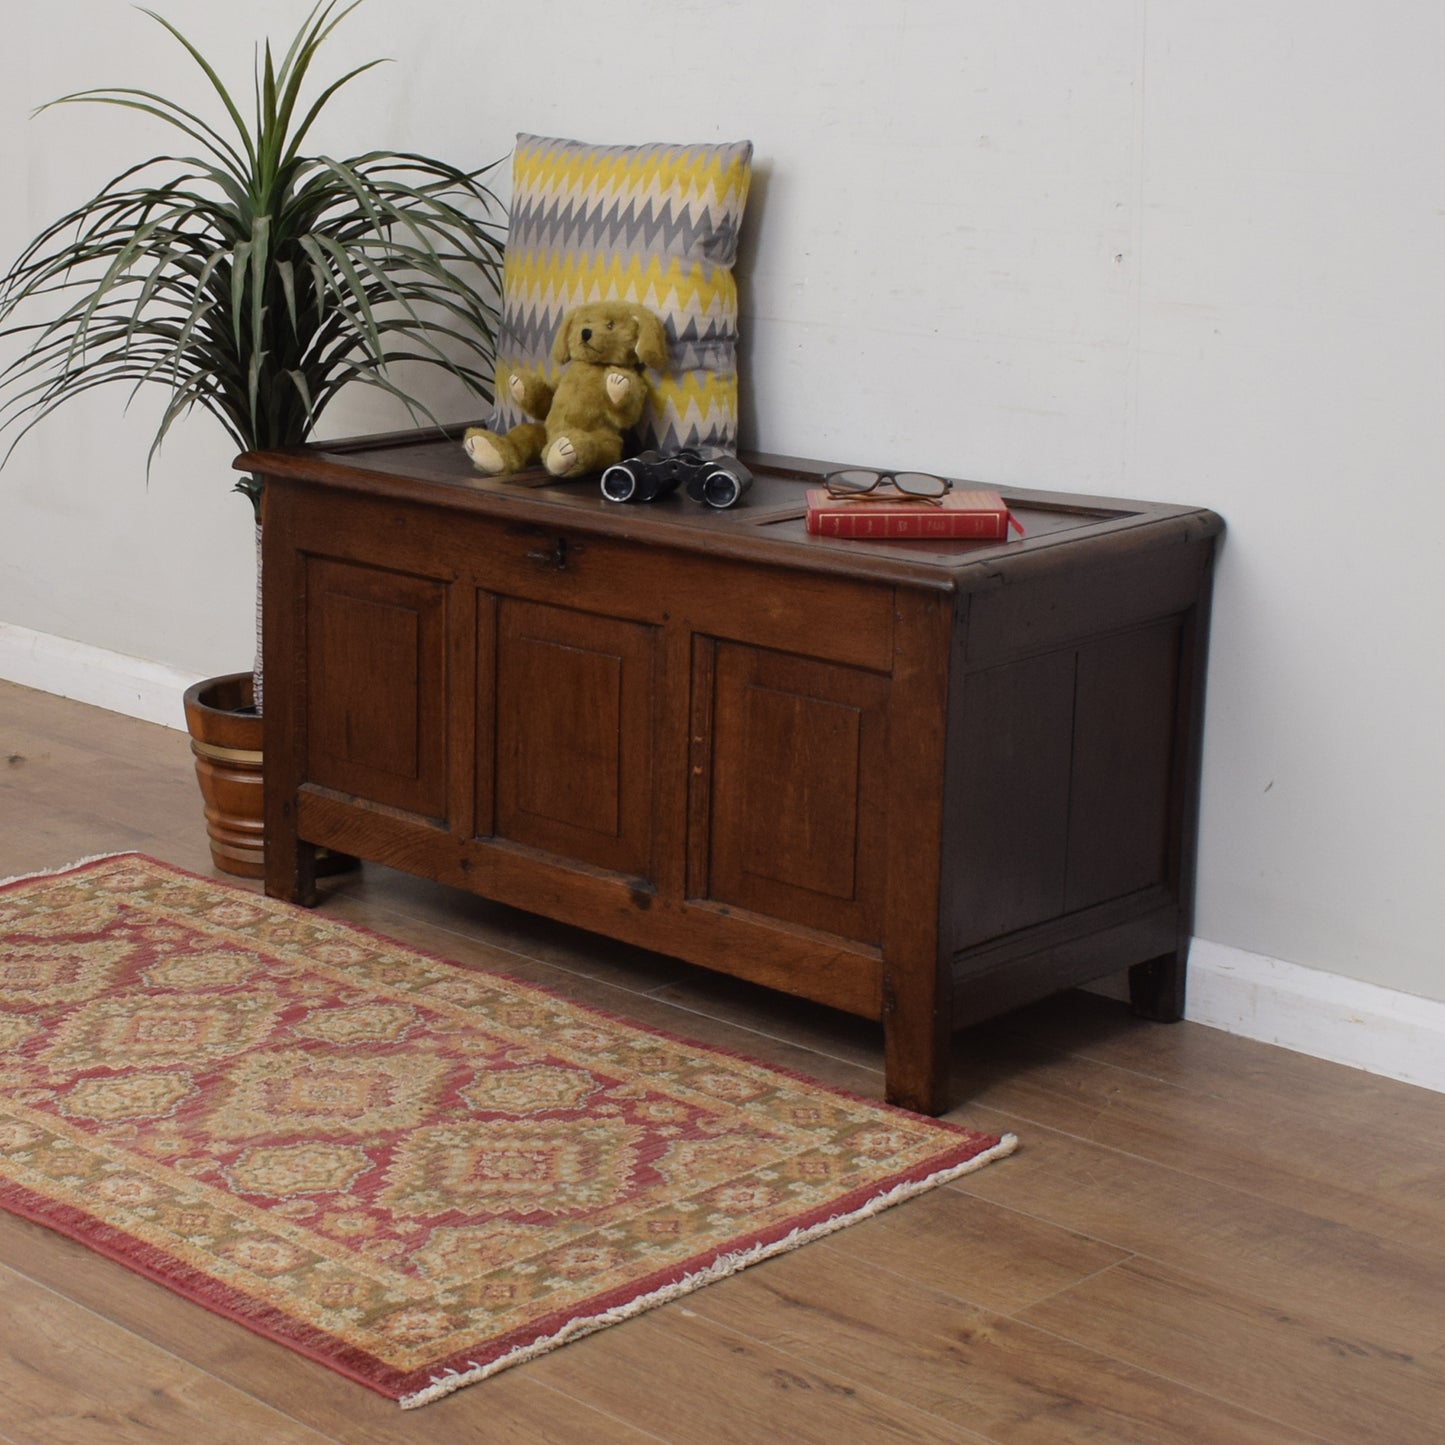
[{"left": 0, "top": 1, "right": 506, "bottom": 505}]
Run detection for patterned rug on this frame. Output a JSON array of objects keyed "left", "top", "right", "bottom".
[{"left": 0, "top": 855, "right": 1015, "bottom": 1407}]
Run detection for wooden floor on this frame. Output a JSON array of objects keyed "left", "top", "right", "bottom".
[{"left": 2, "top": 678, "right": 1443, "bottom": 1444}]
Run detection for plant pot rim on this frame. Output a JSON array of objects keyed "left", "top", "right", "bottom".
[{"left": 184, "top": 671, "right": 256, "bottom": 718}]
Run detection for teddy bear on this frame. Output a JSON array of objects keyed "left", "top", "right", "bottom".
[{"left": 463, "top": 300, "right": 668, "bottom": 478}]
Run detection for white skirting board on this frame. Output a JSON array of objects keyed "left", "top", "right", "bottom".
[
  {"left": 0, "top": 621, "right": 201, "bottom": 731},
  {"left": 1087, "top": 942, "right": 1445, "bottom": 1094},
  {"left": 4, "top": 623, "right": 1443, "bottom": 1096},
  {"left": 1183, "top": 938, "right": 1445, "bottom": 1094}
]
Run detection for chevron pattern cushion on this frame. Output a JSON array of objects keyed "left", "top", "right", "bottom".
[{"left": 490, "top": 133, "right": 754, "bottom": 455}]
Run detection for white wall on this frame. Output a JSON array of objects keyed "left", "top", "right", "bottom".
[{"left": 3, "top": 1, "right": 1443, "bottom": 1010}]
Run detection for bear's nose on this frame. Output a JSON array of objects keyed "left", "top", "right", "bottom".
[{"left": 580, "top": 327, "right": 593, "bottom": 343}]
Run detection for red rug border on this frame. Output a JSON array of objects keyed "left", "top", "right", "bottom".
[
  {"left": 0, "top": 1175, "right": 395, "bottom": 1394},
  {"left": 1, "top": 852, "right": 1018, "bottom": 1406}
]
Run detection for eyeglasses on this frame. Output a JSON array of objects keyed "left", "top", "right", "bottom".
[{"left": 821, "top": 469, "right": 954, "bottom": 505}]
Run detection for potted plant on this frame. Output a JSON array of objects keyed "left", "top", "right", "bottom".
[{"left": 0, "top": 1, "right": 506, "bottom": 876}]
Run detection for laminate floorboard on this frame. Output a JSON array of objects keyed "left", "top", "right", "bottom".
[{"left": 3, "top": 678, "right": 1443, "bottom": 1443}]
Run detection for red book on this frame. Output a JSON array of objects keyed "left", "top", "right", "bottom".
[{"left": 804, "top": 487, "right": 1023, "bottom": 540}]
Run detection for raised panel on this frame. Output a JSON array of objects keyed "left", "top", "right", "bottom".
[
  {"left": 1065, "top": 621, "right": 1181, "bottom": 910},
  {"left": 304, "top": 557, "right": 448, "bottom": 819},
  {"left": 946, "top": 651, "right": 1076, "bottom": 950},
  {"left": 946, "top": 620, "right": 1183, "bottom": 954},
  {"left": 707, "top": 643, "right": 889, "bottom": 944},
  {"left": 740, "top": 689, "right": 862, "bottom": 898},
  {"left": 490, "top": 598, "right": 658, "bottom": 877}
]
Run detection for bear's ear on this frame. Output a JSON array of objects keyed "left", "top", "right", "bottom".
[
  {"left": 551, "top": 310, "right": 577, "bottom": 365},
  {"left": 631, "top": 307, "right": 668, "bottom": 371}
]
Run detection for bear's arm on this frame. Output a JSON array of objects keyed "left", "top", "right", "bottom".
[
  {"left": 510, "top": 371, "right": 555, "bottom": 421},
  {"left": 603, "top": 371, "right": 649, "bottom": 429}
]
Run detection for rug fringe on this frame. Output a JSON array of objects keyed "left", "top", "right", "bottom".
[
  {"left": 0, "top": 851, "right": 140, "bottom": 890},
  {"left": 398, "top": 1131, "right": 1019, "bottom": 1409}
]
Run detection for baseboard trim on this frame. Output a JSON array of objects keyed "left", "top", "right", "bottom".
[
  {"left": 0, "top": 622, "right": 202, "bottom": 731},
  {"left": 1089, "top": 943, "right": 1445, "bottom": 1093},
  {"left": 1182, "top": 939, "right": 1445, "bottom": 1093}
]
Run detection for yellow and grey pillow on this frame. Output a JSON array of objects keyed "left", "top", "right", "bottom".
[{"left": 490, "top": 133, "right": 754, "bottom": 454}]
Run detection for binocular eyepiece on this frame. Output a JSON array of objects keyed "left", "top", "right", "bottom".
[{"left": 600, "top": 448, "right": 754, "bottom": 509}]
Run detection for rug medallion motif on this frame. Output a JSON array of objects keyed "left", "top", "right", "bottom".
[{"left": 0, "top": 855, "right": 1015, "bottom": 1406}]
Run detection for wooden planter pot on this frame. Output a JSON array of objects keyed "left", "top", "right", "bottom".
[{"left": 183, "top": 671, "right": 264, "bottom": 878}]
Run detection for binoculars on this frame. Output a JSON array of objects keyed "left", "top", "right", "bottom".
[{"left": 600, "top": 448, "right": 754, "bottom": 509}]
